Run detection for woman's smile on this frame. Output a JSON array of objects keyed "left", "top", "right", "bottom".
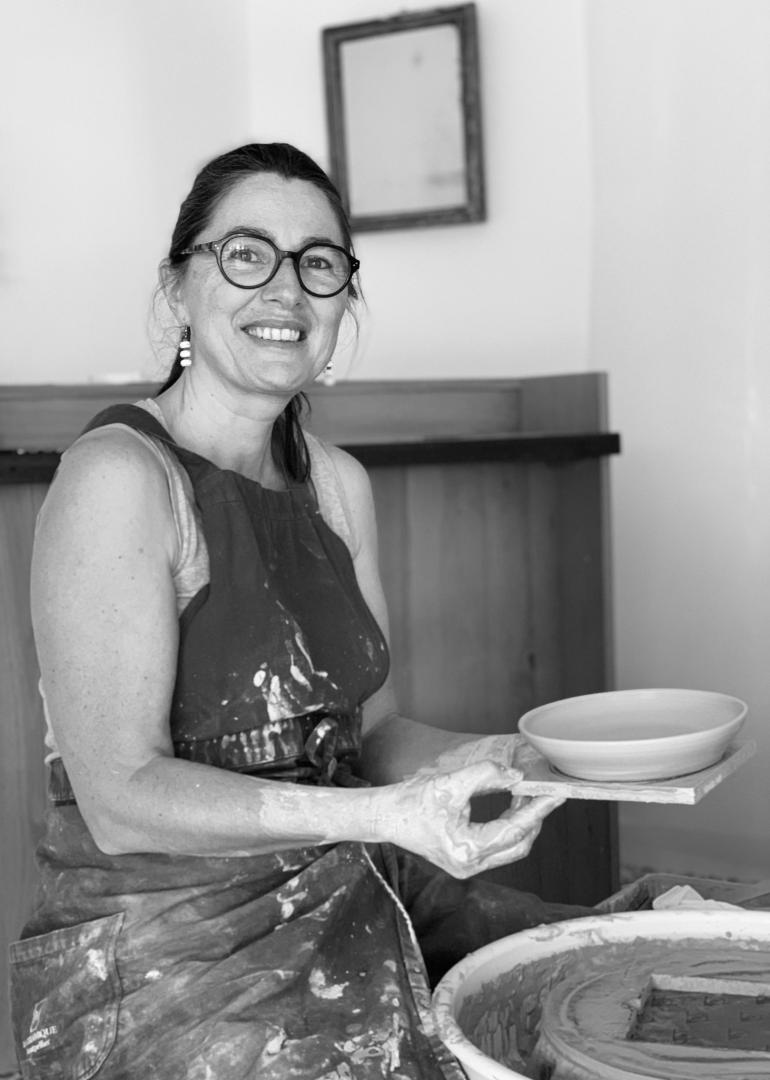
[{"left": 242, "top": 321, "right": 306, "bottom": 344}]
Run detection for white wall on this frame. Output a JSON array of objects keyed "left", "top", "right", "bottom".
[
  {"left": 587, "top": 0, "right": 770, "bottom": 882},
  {"left": 0, "top": 0, "right": 261, "bottom": 383},
  {"left": 0, "top": 0, "right": 591, "bottom": 384},
  {"left": 245, "top": 0, "right": 592, "bottom": 381},
  {"left": 2, "top": 0, "right": 769, "bottom": 884}
]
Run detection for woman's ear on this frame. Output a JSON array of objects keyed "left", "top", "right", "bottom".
[{"left": 159, "top": 259, "right": 188, "bottom": 323}]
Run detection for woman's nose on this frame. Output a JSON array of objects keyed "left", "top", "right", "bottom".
[{"left": 262, "top": 255, "right": 303, "bottom": 301}]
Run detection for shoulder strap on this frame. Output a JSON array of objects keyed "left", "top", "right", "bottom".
[
  {"left": 81, "top": 403, "right": 171, "bottom": 443},
  {"left": 79, "top": 403, "right": 210, "bottom": 477}
]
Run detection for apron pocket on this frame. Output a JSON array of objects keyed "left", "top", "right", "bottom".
[{"left": 9, "top": 911, "right": 124, "bottom": 1080}]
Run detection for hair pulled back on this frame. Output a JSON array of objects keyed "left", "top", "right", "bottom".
[{"left": 157, "top": 143, "right": 357, "bottom": 482}]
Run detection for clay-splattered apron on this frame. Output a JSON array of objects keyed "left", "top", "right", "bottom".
[{"left": 9, "top": 405, "right": 467, "bottom": 1080}]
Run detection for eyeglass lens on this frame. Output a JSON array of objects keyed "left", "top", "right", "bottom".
[{"left": 220, "top": 235, "right": 352, "bottom": 296}]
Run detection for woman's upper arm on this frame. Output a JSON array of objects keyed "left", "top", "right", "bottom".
[
  {"left": 31, "top": 428, "right": 181, "bottom": 842},
  {"left": 323, "top": 445, "right": 399, "bottom": 730}
]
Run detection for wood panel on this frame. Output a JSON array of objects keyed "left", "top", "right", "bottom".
[
  {"left": 374, "top": 462, "right": 531, "bottom": 731},
  {"left": 518, "top": 371, "right": 609, "bottom": 432},
  {"left": 371, "top": 457, "right": 616, "bottom": 905},
  {"left": 0, "top": 375, "right": 611, "bottom": 452},
  {"left": 0, "top": 485, "right": 48, "bottom": 1076},
  {"left": 0, "top": 380, "right": 523, "bottom": 452}
]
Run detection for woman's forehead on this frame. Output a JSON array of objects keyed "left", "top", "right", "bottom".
[{"left": 208, "top": 173, "right": 343, "bottom": 244}]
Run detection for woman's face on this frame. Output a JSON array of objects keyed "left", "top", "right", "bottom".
[{"left": 170, "top": 172, "right": 350, "bottom": 398}]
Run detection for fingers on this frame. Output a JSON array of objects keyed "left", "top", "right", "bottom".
[
  {"left": 512, "top": 793, "right": 566, "bottom": 820},
  {"left": 447, "top": 824, "right": 542, "bottom": 879},
  {"left": 414, "top": 757, "right": 530, "bottom": 796},
  {"left": 485, "top": 793, "right": 565, "bottom": 837},
  {"left": 451, "top": 758, "right": 525, "bottom": 792},
  {"left": 511, "top": 738, "right": 541, "bottom": 770},
  {"left": 388, "top": 762, "right": 567, "bottom": 880},
  {"left": 472, "top": 797, "right": 552, "bottom": 849},
  {"left": 447, "top": 793, "right": 566, "bottom": 878}
]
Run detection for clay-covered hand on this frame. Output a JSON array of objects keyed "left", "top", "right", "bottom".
[
  {"left": 428, "top": 732, "right": 533, "bottom": 774},
  {"left": 372, "top": 760, "right": 564, "bottom": 879},
  {"left": 414, "top": 732, "right": 543, "bottom": 813}
]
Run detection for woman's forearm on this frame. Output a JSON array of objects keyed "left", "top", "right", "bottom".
[
  {"left": 84, "top": 729, "right": 558, "bottom": 882},
  {"left": 84, "top": 753, "right": 386, "bottom": 857},
  {"left": 70, "top": 713, "right": 524, "bottom": 857}
]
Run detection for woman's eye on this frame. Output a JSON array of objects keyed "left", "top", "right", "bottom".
[
  {"left": 303, "top": 254, "right": 333, "bottom": 271},
  {"left": 228, "top": 246, "right": 261, "bottom": 263},
  {"left": 221, "top": 237, "right": 274, "bottom": 266}
]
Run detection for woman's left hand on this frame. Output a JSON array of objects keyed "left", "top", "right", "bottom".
[
  {"left": 369, "top": 758, "right": 564, "bottom": 879},
  {"left": 415, "top": 731, "right": 545, "bottom": 812},
  {"left": 426, "top": 731, "right": 531, "bottom": 775}
]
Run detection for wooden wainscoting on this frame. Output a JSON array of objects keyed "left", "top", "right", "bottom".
[
  {"left": 0, "top": 375, "right": 619, "bottom": 1072},
  {"left": 370, "top": 454, "right": 615, "bottom": 900}
]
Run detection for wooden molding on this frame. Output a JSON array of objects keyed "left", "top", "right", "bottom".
[
  {"left": 0, "top": 375, "right": 620, "bottom": 483},
  {"left": 0, "top": 374, "right": 614, "bottom": 453}
]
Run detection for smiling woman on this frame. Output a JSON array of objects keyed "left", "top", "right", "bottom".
[
  {"left": 156, "top": 161, "right": 354, "bottom": 475},
  {"left": 9, "top": 142, "right": 585, "bottom": 1080}
]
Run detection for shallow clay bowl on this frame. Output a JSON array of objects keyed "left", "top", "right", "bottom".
[{"left": 517, "top": 688, "right": 747, "bottom": 782}]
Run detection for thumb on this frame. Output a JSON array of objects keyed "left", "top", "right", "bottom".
[{"left": 447, "top": 759, "right": 524, "bottom": 794}]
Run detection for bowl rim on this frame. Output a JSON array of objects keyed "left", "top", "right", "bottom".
[{"left": 518, "top": 688, "right": 747, "bottom": 748}]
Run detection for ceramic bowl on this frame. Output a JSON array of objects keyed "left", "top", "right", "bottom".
[{"left": 517, "top": 688, "right": 747, "bottom": 782}]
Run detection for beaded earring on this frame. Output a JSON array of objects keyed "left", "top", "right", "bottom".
[
  {"left": 318, "top": 360, "right": 335, "bottom": 387},
  {"left": 179, "top": 326, "right": 192, "bottom": 367}
]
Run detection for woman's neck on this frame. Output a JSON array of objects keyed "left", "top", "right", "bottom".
[{"left": 155, "top": 380, "right": 290, "bottom": 488}]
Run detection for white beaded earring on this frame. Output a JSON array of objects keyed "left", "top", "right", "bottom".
[
  {"left": 318, "top": 360, "right": 335, "bottom": 387},
  {"left": 179, "top": 326, "right": 192, "bottom": 367}
]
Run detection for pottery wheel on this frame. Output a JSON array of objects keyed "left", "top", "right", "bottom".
[{"left": 531, "top": 938, "right": 770, "bottom": 1080}]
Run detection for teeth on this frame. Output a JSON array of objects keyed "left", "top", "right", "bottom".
[{"left": 248, "top": 326, "right": 301, "bottom": 342}]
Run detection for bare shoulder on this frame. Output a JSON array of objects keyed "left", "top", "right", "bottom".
[
  {"left": 321, "top": 442, "right": 374, "bottom": 511},
  {"left": 56, "top": 424, "right": 167, "bottom": 483},
  {"left": 37, "top": 425, "right": 176, "bottom": 558},
  {"left": 48, "top": 425, "right": 169, "bottom": 502}
]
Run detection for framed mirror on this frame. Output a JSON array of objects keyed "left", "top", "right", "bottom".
[{"left": 323, "top": 4, "right": 485, "bottom": 232}]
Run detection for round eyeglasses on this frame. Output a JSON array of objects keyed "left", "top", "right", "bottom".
[{"left": 179, "top": 231, "right": 360, "bottom": 298}]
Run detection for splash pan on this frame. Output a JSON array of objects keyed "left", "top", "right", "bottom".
[{"left": 432, "top": 910, "right": 770, "bottom": 1080}]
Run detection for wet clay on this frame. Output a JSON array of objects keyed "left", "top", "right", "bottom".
[
  {"left": 626, "top": 980, "right": 770, "bottom": 1052},
  {"left": 461, "top": 934, "right": 770, "bottom": 1080}
]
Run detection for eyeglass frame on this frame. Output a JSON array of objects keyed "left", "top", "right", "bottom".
[{"left": 179, "top": 230, "right": 360, "bottom": 298}]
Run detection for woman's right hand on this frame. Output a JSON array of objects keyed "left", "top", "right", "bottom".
[{"left": 370, "top": 761, "right": 564, "bottom": 880}]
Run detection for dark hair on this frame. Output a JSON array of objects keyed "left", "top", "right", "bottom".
[{"left": 157, "top": 142, "right": 358, "bottom": 482}]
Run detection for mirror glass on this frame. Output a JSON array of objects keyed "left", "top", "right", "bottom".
[
  {"left": 341, "top": 25, "right": 465, "bottom": 217},
  {"left": 323, "top": 5, "right": 485, "bottom": 232}
]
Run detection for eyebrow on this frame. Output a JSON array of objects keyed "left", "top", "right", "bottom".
[{"left": 226, "top": 225, "right": 343, "bottom": 248}]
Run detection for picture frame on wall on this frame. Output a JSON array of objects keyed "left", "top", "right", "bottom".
[{"left": 322, "top": 4, "right": 486, "bottom": 232}]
